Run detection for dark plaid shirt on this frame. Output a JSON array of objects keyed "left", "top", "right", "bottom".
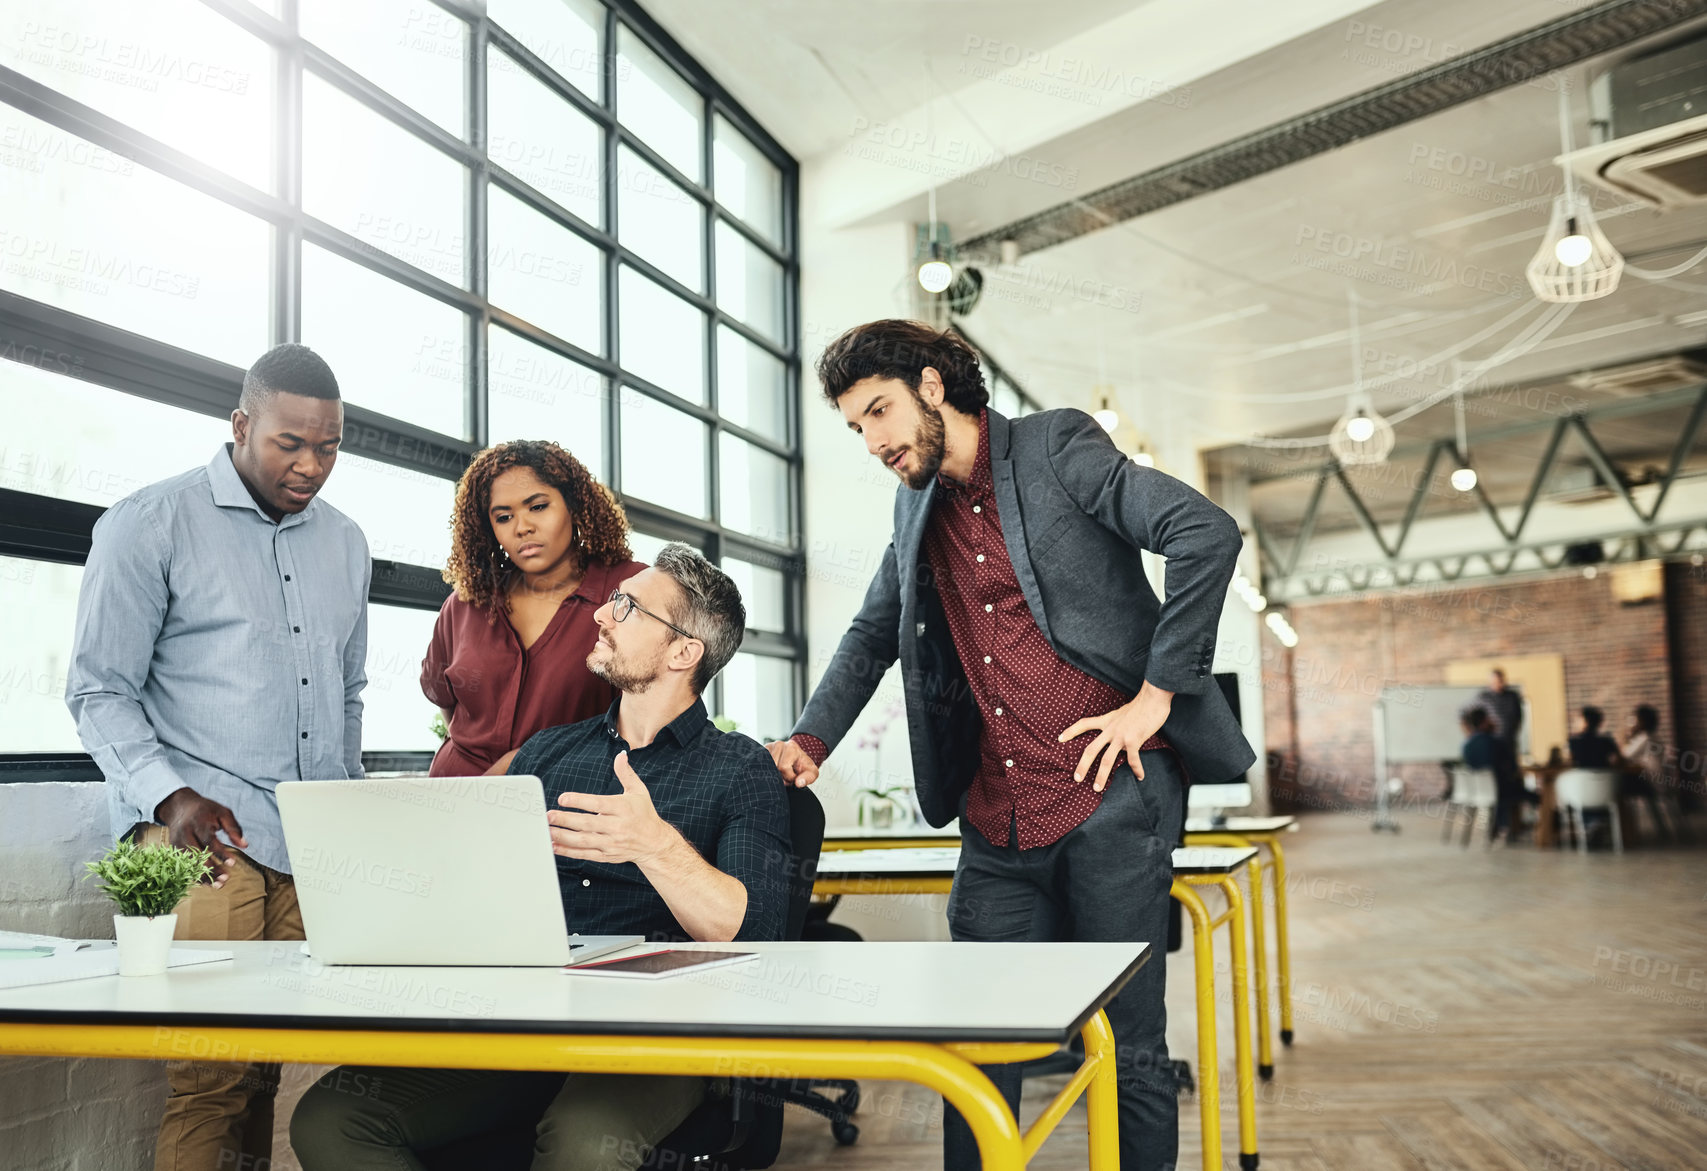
[{"left": 509, "top": 696, "right": 791, "bottom": 944}]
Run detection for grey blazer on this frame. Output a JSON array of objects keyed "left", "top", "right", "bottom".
[{"left": 793, "top": 407, "right": 1257, "bottom": 828}]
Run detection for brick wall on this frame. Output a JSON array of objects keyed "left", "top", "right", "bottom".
[{"left": 1266, "top": 569, "right": 1678, "bottom": 812}]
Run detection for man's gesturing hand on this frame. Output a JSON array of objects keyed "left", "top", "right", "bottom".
[
  {"left": 548, "top": 751, "right": 677, "bottom": 865},
  {"left": 1057, "top": 683, "right": 1175, "bottom": 792},
  {"left": 766, "top": 738, "right": 820, "bottom": 788},
  {"left": 155, "top": 787, "right": 247, "bottom": 886}
]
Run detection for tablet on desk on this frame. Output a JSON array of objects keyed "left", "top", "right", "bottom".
[{"left": 565, "top": 949, "right": 758, "bottom": 979}]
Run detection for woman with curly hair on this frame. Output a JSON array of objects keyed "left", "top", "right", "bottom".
[{"left": 421, "top": 440, "right": 649, "bottom": 777}]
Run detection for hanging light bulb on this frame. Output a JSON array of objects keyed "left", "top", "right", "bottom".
[
  {"left": 1450, "top": 393, "right": 1477, "bottom": 492},
  {"left": 1092, "top": 386, "right": 1119, "bottom": 432},
  {"left": 1528, "top": 81, "right": 1622, "bottom": 302},
  {"left": 918, "top": 241, "right": 954, "bottom": 292},
  {"left": 1554, "top": 217, "right": 1593, "bottom": 268},
  {"left": 1328, "top": 292, "right": 1394, "bottom": 465}
]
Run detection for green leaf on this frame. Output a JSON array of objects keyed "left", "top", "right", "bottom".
[{"left": 84, "top": 840, "right": 213, "bottom": 918}]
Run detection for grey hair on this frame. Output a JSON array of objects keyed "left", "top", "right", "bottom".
[{"left": 652, "top": 542, "right": 746, "bottom": 695}]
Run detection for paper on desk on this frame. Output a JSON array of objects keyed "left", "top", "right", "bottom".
[
  {"left": 0, "top": 947, "right": 231, "bottom": 989},
  {"left": 0, "top": 930, "right": 114, "bottom": 958}
]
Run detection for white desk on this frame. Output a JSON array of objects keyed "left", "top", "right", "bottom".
[
  {"left": 1182, "top": 815, "right": 1297, "bottom": 835},
  {"left": 0, "top": 939, "right": 1144, "bottom": 1171}
]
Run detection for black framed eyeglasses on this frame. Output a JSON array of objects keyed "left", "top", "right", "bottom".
[{"left": 608, "top": 590, "right": 698, "bottom": 642}]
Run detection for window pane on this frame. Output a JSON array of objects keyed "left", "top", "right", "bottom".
[
  {"left": 0, "top": 363, "right": 230, "bottom": 508},
  {"left": 722, "top": 557, "right": 785, "bottom": 632},
  {"left": 620, "top": 388, "right": 706, "bottom": 517},
  {"left": 617, "top": 146, "right": 702, "bottom": 292},
  {"left": 627, "top": 531, "right": 703, "bottom": 565},
  {"left": 488, "top": 185, "right": 603, "bottom": 354},
  {"left": 316, "top": 455, "right": 455, "bottom": 572},
  {"left": 0, "top": 107, "right": 270, "bottom": 367},
  {"left": 301, "top": 243, "right": 469, "bottom": 438},
  {"left": 489, "top": 0, "right": 603, "bottom": 102},
  {"left": 618, "top": 266, "right": 705, "bottom": 403},
  {"left": 302, "top": 73, "right": 469, "bottom": 286},
  {"left": 0, "top": 557, "right": 83, "bottom": 752},
  {"left": 488, "top": 327, "right": 607, "bottom": 482},
  {"left": 615, "top": 26, "right": 701, "bottom": 182},
  {"left": 718, "top": 433, "right": 789, "bottom": 545},
  {"left": 300, "top": 0, "right": 466, "bottom": 135},
  {"left": 716, "top": 327, "right": 787, "bottom": 443},
  {"left": 714, "top": 222, "right": 784, "bottom": 344},
  {"left": 718, "top": 652, "right": 794, "bottom": 742},
  {"left": 0, "top": 0, "right": 273, "bottom": 190},
  {"left": 713, "top": 116, "right": 782, "bottom": 246},
  {"left": 487, "top": 47, "right": 601, "bottom": 228},
  {"left": 362, "top": 604, "right": 444, "bottom": 752}
]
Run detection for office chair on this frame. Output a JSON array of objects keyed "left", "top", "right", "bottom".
[{"left": 418, "top": 785, "right": 839, "bottom": 1171}]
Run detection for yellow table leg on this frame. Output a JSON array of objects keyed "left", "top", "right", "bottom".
[
  {"left": 1246, "top": 854, "right": 1273, "bottom": 1080},
  {"left": 1218, "top": 875, "right": 1260, "bottom": 1171},
  {"left": 1080, "top": 1009, "right": 1121, "bottom": 1171},
  {"left": 1172, "top": 881, "right": 1221, "bottom": 1171},
  {"left": 1266, "top": 835, "right": 1295, "bottom": 1046},
  {"left": 0, "top": 1024, "right": 1034, "bottom": 1171}
]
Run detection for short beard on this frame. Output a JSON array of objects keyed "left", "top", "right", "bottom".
[
  {"left": 898, "top": 397, "right": 947, "bottom": 490},
  {"left": 587, "top": 643, "right": 665, "bottom": 694}
]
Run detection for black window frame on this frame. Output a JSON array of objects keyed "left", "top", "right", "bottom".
[{"left": 0, "top": 0, "right": 804, "bottom": 780}]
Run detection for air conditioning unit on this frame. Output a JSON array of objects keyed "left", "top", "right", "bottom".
[
  {"left": 1566, "top": 38, "right": 1707, "bottom": 208},
  {"left": 1568, "top": 355, "right": 1707, "bottom": 397},
  {"left": 1546, "top": 460, "right": 1619, "bottom": 505}
]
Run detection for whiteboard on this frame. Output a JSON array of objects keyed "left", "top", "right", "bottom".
[{"left": 1375, "top": 685, "right": 1488, "bottom": 764}]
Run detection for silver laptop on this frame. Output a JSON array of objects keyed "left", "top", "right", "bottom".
[{"left": 278, "top": 775, "right": 639, "bottom": 967}]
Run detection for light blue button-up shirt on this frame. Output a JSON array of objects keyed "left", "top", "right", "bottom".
[{"left": 65, "top": 445, "right": 371, "bottom": 874}]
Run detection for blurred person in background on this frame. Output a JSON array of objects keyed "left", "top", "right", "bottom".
[
  {"left": 423, "top": 440, "right": 648, "bottom": 777},
  {"left": 1568, "top": 706, "right": 1621, "bottom": 769},
  {"left": 1473, "top": 667, "right": 1526, "bottom": 842}
]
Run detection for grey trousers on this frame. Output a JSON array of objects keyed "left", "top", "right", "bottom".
[
  {"left": 942, "top": 750, "right": 1184, "bottom": 1171},
  {"left": 290, "top": 1067, "right": 707, "bottom": 1171}
]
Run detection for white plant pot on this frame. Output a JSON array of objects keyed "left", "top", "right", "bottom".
[{"left": 113, "top": 913, "right": 177, "bottom": 977}]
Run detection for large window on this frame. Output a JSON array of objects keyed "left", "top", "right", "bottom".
[{"left": 0, "top": 0, "right": 801, "bottom": 772}]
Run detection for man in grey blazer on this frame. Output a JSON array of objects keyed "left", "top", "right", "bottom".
[{"left": 767, "top": 320, "right": 1254, "bottom": 1171}]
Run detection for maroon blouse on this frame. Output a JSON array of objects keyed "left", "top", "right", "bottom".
[{"left": 422, "top": 558, "right": 649, "bottom": 776}]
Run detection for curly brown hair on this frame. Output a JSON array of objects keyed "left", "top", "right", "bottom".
[
  {"left": 814, "top": 319, "right": 989, "bottom": 415},
  {"left": 443, "top": 440, "right": 632, "bottom": 618}
]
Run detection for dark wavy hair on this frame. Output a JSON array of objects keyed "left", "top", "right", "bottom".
[
  {"left": 443, "top": 440, "right": 632, "bottom": 619},
  {"left": 814, "top": 319, "right": 989, "bottom": 415}
]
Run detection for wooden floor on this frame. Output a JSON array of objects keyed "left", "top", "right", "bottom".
[{"left": 772, "top": 809, "right": 1707, "bottom": 1171}]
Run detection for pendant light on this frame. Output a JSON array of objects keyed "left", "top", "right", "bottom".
[
  {"left": 1527, "top": 80, "right": 1622, "bottom": 303},
  {"left": 916, "top": 66, "right": 954, "bottom": 293},
  {"left": 1328, "top": 292, "right": 1394, "bottom": 465},
  {"left": 1450, "top": 390, "right": 1478, "bottom": 492}
]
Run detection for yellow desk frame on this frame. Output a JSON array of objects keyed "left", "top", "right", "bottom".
[
  {"left": 0, "top": 1010, "right": 1119, "bottom": 1171},
  {"left": 1171, "top": 869, "right": 1259, "bottom": 1171},
  {"left": 813, "top": 857, "right": 1260, "bottom": 1171},
  {"left": 1183, "top": 827, "right": 1296, "bottom": 1073}
]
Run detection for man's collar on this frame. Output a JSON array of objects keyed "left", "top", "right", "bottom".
[
  {"left": 208, "top": 443, "right": 313, "bottom": 527},
  {"left": 602, "top": 694, "right": 710, "bottom": 749},
  {"left": 937, "top": 408, "right": 993, "bottom": 495}
]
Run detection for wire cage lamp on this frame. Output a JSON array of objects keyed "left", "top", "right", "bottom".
[{"left": 1527, "top": 82, "right": 1622, "bottom": 303}]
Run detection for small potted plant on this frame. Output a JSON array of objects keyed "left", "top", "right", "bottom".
[{"left": 84, "top": 839, "right": 211, "bottom": 976}]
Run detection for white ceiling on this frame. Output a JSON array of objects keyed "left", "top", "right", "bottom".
[{"left": 648, "top": 0, "right": 1707, "bottom": 526}]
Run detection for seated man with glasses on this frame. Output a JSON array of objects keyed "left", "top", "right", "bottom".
[{"left": 291, "top": 543, "right": 792, "bottom": 1171}]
